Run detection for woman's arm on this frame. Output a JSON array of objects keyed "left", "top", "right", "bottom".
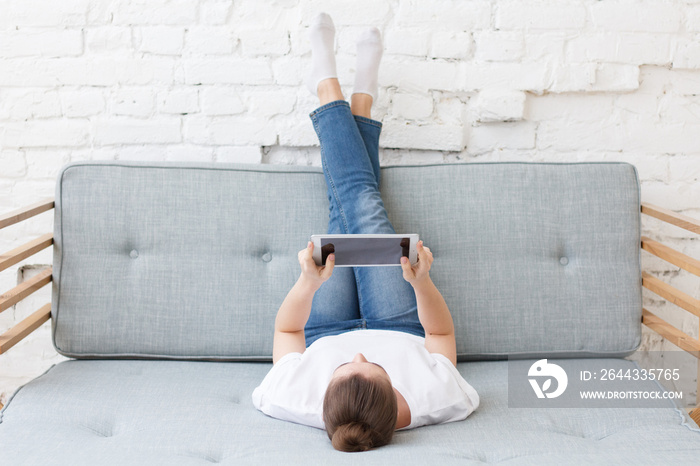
[
  {"left": 272, "top": 242, "right": 334, "bottom": 364},
  {"left": 400, "top": 241, "right": 457, "bottom": 366}
]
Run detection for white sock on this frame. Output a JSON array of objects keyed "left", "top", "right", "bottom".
[
  {"left": 305, "top": 13, "right": 337, "bottom": 96},
  {"left": 353, "top": 27, "right": 383, "bottom": 101}
]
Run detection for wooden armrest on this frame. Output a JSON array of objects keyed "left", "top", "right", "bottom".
[
  {"left": 641, "top": 203, "right": 700, "bottom": 235},
  {"left": 0, "top": 303, "right": 51, "bottom": 355},
  {"left": 642, "top": 272, "right": 700, "bottom": 319},
  {"left": 640, "top": 204, "right": 700, "bottom": 415},
  {"left": 0, "top": 268, "right": 52, "bottom": 314},
  {"left": 641, "top": 309, "right": 700, "bottom": 356},
  {"left": 0, "top": 233, "right": 53, "bottom": 273},
  {"left": 0, "top": 200, "right": 55, "bottom": 356},
  {"left": 0, "top": 198, "right": 54, "bottom": 230},
  {"left": 641, "top": 236, "right": 700, "bottom": 277}
]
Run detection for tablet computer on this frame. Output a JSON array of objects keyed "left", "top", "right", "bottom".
[{"left": 310, "top": 234, "right": 419, "bottom": 267}]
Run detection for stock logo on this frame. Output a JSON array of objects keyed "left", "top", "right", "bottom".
[{"left": 528, "top": 359, "right": 568, "bottom": 399}]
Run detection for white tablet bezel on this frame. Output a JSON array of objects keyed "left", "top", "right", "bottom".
[{"left": 310, "top": 233, "right": 419, "bottom": 267}]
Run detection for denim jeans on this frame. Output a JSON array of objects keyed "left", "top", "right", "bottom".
[{"left": 304, "top": 100, "right": 424, "bottom": 346}]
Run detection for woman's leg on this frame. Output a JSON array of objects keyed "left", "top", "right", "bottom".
[
  {"left": 351, "top": 94, "right": 381, "bottom": 187},
  {"left": 304, "top": 18, "right": 363, "bottom": 346},
  {"left": 310, "top": 82, "right": 423, "bottom": 338}
]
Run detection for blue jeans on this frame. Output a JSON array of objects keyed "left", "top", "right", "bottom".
[{"left": 304, "top": 100, "right": 424, "bottom": 346}]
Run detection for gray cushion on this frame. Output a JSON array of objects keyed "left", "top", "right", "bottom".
[
  {"left": 52, "top": 161, "right": 641, "bottom": 360},
  {"left": 1, "top": 359, "right": 698, "bottom": 465}
]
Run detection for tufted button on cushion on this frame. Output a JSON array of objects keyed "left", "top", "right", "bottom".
[
  {"left": 130, "top": 249, "right": 139, "bottom": 259},
  {"left": 261, "top": 252, "right": 272, "bottom": 263},
  {"left": 559, "top": 256, "right": 569, "bottom": 266}
]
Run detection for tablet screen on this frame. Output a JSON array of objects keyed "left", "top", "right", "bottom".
[{"left": 320, "top": 236, "right": 410, "bottom": 266}]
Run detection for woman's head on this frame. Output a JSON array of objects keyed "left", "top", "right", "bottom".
[{"left": 323, "top": 353, "right": 398, "bottom": 452}]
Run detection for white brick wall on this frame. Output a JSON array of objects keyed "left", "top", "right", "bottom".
[{"left": 1, "top": 0, "right": 699, "bottom": 407}]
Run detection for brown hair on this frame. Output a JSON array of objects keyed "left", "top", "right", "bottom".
[{"left": 322, "top": 372, "right": 398, "bottom": 452}]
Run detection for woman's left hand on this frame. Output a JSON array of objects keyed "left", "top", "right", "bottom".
[{"left": 298, "top": 241, "right": 335, "bottom": 287}]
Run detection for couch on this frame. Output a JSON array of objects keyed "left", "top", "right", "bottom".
[{"left": 1, "top": 160, "right": 699, "bottom": 464}]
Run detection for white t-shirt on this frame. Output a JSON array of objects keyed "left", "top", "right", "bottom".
[{"left": 252, "top": 329, "right": 479, "bottom": 430}]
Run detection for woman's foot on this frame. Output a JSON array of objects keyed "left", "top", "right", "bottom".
[
  {"left": 352, "top": 27, "right": 383, "bottom": 102},
  {"left": 305, "top": 13, "right": 337, "bottom": 96}
]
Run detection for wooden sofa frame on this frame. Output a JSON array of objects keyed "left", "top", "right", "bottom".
[{"left": 1, "top": 199, "right": 699, "bottom": 425}]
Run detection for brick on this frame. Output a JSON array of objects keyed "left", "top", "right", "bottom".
[
  {"left": 0, "top": 89, "right": 62, "bottom": 119},
  {"left": 379, "top": 58, "right": 461, "bottom": 92},
  {"left": 591, "top": 64, "right": 640, "bottom": 92},
  {"left": 397, "top": 0, "right": 491, "bottom": 30},
  {"left": 183, "top": 115, "right": 277, "bottom": 146},
  {"left": 669, "top": 155, "right": 700, "bottom": 184},
  {"left": 157, "top": 88, "right": 199, "bottom": 115},
  {"left": 86, "top": 27, "right": 132, "bottom": 53},
  {"left": 524, "top": 32, "right": 570, "bottom": 61},
  {"left": 111, "top": 0, "right": 199, "bottom": 26},
  {"left": 272, "top": 56, "right": 304, "bottom": 86},
  {"left": 391, "top": 92, "right": 434, "bottom": 120},
  {"left": 615, "top": 92, "right": 659, "bottom": 116},
  {"left": 380, "top": 121, "right": 465, "bottom": 151},
  {"left": 263, "top": 146, "right": 320, "bottom": 166},
  {"left": 0, "top": 58, "right": 176, "bottom": 87},
  {"left": 165, "top": 145, "right": 215, "bottom": 162},
  {"left": 537, "top": 119, "right": 625, "bottom": 152},
  {"left": 215, "top": 146, "right": 263, "bottom": 164},
  {"left": 380, "top": 149, "right": 446, "bottom": 166},
  {"left": 434, "top": 94, "right": 467, "bottom": 125},
  {"left": 185, "top": 27, "right": 236, "bottom": 55},
  {"left": 246, "top": 88, "right": 297, "bottom": 116},
  {"left": 115, "top": 57, "right": 177, "bottom": 86},
  {"left": 625, "top": 120, "right": 700, "bottom": 154},
  {"left": 239, "top": 27, "right": 290, "bottom": 57},
  {"left": 93, "top": 118, "right": 182, "bottom": 145},
  {"left": 111, "top": 88, "right": 156, "bottom": 117},
  {"left": 385, "top": 29, "right": 430, "bottom": 57},
  {"left": 471, "top": 89, "right": 526, "bottom": 122},
  {"left": 461, "top": 62, "right": 549, "bottom": 92},
  {"left": 673, "top": 39, "right": 700, "bottom": 69},
  {"left": 184, "top": 58, "right": 273, "bottom": 85},
  {"left": 0, "top": 0, "right": 89, "bottom": 27},
  {"left": 117, "top": 146, "right": 169, "bottom": 162},
  {"left": 548, "top": 63, "right": 596, "bottom": 93},
  {"left": 200, "top": 0, "right": 234, "bottom": 25},
  {"left": 0, "top": 30, "right": 83, "bottom": 58},
  {"left": 496, "top": 0, "right": 586, "bottom": 30},
  {"left": 2, "top": 120, "right": 90, "bottom": 148},
  {"left": 474, "top": 31, "right": 524, "bottom": 62},
  {"left": 200, "top": 87, "right": 246, "bottom": 115},
  {"left": 590, "top": 0, "right": 682, "bottom": 33},
  {"left": 60, "top": 88, "right": 106, "bottom": 117},
  {"left": 659, "top": 95, "right": 700, "bottom": 124},
  {"left": 430, "top": 31, "right": 472, "bottom": 60},
  {"left": 300, "top": 0, "right": 392, "bottom": 25},
  {"left": 567, "top": 33, "right": 672, "bottom": 65},
  {"left": 526, "top": 94, "right": 614, "bottom": 121},
  {"left": 135, "top": 27, "right": 185, "bottom": 56},
  {"left": 642, "top": 181, "right": 700, "bottom": 212},
  {"left": 277, "top": 109, "right": 319, "bottom": 147},
  {"left": 0, "top": 151, "right": 27, "bottom": 178},
  {"left": 668, "top": 69, "right": 700, "bottom": 95},
  {"left": 24, "top": 150, "right": 71, "bottom": 179},
  {"left": 468, "top": 121, "right": 536, "bottom": 153}
]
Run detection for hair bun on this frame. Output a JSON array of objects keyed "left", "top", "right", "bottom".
[{"left": 331, "top": 421, "right": 374, "bottom": 452}]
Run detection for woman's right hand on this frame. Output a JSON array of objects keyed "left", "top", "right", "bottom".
[
  {"left": 400, "top": 240, "right": 433, "bottom": 286},
  {"left": 298, "top": 241, "right": 335, "bottom": 287}
]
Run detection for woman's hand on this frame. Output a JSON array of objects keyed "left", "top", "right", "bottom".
[
  {"left": 298, "top": 241, "right": 335, "bottom": 287},
  {"left": 400, "top": 240, "right": 433, "bottom": 286}
]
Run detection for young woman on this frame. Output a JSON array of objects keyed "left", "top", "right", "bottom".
[{"left": 252, "top": 13, "right": 479, "bottom": 453}]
